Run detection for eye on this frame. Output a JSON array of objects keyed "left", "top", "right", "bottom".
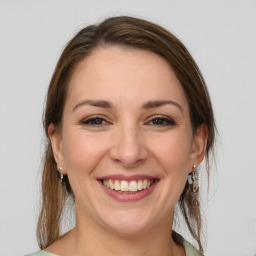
[
  {"left": 81, "top": 115, "right": 109, "bottom": 126},
  {"left": 147, "top": 116, "right": 176, "bottom": 126}
]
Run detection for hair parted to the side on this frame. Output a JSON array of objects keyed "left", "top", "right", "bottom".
[{"left": 37, "top": 16, "right": 216, "bottom": 255}]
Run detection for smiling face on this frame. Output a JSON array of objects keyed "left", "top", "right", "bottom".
[{"left": 50, "top": 46, "right": 207, "bottom": 236}]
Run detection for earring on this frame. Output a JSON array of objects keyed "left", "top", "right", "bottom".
[
  {"left": 58, "top": 166, "right": 64, "bottom": 182},
  {"left": 188, "top": 164, "right": 199, "bottom": 193}
]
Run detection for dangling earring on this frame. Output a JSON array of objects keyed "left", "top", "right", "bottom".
[
  {"left": 188, "top": 164, "right": 199, "bottom": 193},
  {"left": 58, "top": 166, "right": 64, "bottom": 182}
]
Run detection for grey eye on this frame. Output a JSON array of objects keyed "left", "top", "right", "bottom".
[
  {"left": 149, "top": 117, "right": 176, "bottom": 126},
  {"left": 82, "top": 117, "right": 107, "bottom": 125}
]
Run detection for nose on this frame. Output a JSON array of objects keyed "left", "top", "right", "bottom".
[{"left": 109, "top": 125, "right": 148, "bottom": 168}]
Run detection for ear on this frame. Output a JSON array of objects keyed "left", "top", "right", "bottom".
[
  {"left": 189, "top": 124, "right": 208, "bottom": 171},
  {"left": 48, "top": 123, "right": 67, "bottom": 174}
]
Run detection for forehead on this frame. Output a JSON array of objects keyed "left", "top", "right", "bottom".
[{"left": 66, "top": 46, "right": 189, "bottom": 111}]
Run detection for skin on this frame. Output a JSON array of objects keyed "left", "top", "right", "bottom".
[{"left": 48, "top": 46, "right": 208, "bottom": 256}]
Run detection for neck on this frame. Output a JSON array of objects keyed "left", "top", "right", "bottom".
[{"left": 63, "top": 208, "right": 185, "bottom": 256}]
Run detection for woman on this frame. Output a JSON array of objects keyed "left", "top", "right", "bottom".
[{"left": 27, "top": 16, "right": 216, "bottom": 256}]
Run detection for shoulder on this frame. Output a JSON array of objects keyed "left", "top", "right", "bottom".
[
  {"left": 25, "top": 250, "right": 59, "bottom": 256},
  {"left": 183, "top": 239, "right": 199, "bottom": 256}
]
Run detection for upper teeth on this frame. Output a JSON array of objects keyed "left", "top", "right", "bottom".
[{"left": 103, "top": 179, "right": 153, "bottom": 192}]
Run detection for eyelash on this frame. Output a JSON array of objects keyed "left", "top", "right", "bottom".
[
  {"left": 81, "top": 115, "right": 109, "bottom": 126},
  {"left": 80, "top": 115, "right": 176, "bottom": 127},
  {"left": 146, "top": 116, "right": 176, "bottom": 126}
]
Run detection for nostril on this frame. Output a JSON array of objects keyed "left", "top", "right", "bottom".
[{"left": 109, "top": 134, "right": 148, "bottom": 167}]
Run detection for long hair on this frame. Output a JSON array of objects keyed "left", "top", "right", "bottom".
[{"left": 37, "top": 16, "right": 216, "bottom": 255}]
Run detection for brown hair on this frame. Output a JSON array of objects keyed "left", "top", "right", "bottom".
[{"left": 37, "top": 16, "right": 216, "bottom": 255}]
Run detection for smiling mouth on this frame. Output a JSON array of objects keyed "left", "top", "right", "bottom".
[{"left": 100, "top": 179, "right": 156, "bottom": 193}]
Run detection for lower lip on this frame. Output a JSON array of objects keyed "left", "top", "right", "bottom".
[{"left": 98, "top": 180, "right": 159, "bottom": 202}]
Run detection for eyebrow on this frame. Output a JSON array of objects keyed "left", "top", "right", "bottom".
[
  {"left": 72, "top": 99, "right": 183, "bottom": 113},
  {"left": 72, "top": 100, "right": 113, "bottom": 112},
  {"left": 142, "top": 100, "right": 183, "bottom": 112}
]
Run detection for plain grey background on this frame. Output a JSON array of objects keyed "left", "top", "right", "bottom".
[{"left": 0, "top": 1, "right": 256, "bottom": 255}]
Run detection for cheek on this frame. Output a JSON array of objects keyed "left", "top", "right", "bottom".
[
  {"left": 149, "top": 132, "right": 193, "bottom": 209},
  {"left": 62, "top": 130, "right": 109, "bottom": 176},
  {"left": 148, "top": 131, "right": 193, "bottom": 174},
  {"left": 148, "top": 130, "right": 191, "bottom": 188}
]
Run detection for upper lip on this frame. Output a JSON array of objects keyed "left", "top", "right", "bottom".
[{"left": 97, "top": 174, "right": 159, "bottom": 181}]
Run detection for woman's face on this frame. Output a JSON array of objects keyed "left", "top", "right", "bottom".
[{"left": 50, "top": 46, "right": 206, "bottom": 235}]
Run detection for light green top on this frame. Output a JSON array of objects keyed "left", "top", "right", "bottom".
[{"left": 26, "top": 239, "right": 199, "bottom": 256}]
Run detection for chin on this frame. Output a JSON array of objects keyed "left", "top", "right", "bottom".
[{"left": 100, "top": 208, "right": 156, "bottom": 236}]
